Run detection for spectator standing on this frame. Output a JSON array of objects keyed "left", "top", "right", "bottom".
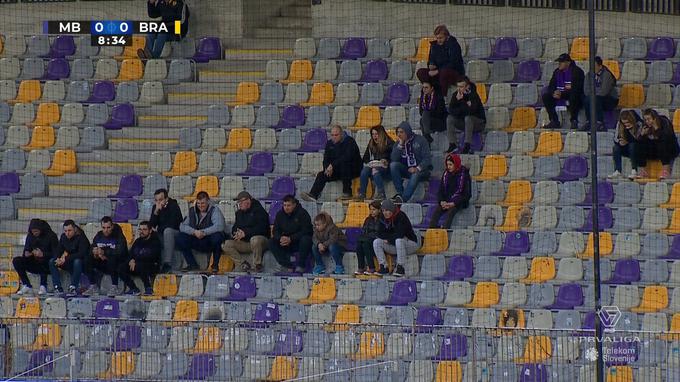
[
  {"left": 608, "top": 110, "right": 643, "bottom": 179},
  {"left": 269, "top": 195, "right": 313, "bottom": 273},
  {"left": 355, "top": 200, "right": 382, "bottom": 275},
  {"left": 311, "top": 212, "right": 348, "bottom": 275},
  {"left": 49, "top": 220, "right": 90, "bottom": 295},
  {"left": 222, "top": 191, "right": 270, "bottom": 273},
  {"left": 118, "top": 221, "right": 161, "bottom": 295},
  {"left": 418, "top": 80, "right": 447, "bottom": 145},
  {"left": 138, "top": 0, "right": 189, "bottom": 59},
  {"left": 14, "top": 219, "right": 59, "bottom": 295},
  {"left": 149, "top": 188, "right": 183, "bottom": 273},
  {"left": 356, "top": 125, "right": 394, "bottom": 201},
  {"left": 175, "top": 191, "right": 226, "bottom": 272},
  {"left": 373, "top": 200, "right": 421, "bottom": 277},
  {"left": 85, "top": 216, "right": 129, "bottom": 295},
  {"left": 430, "top": 153, "right": 472, "bottom": 229},
  {"left": 390, "top": 121, "right": 432, "bottom": 203},
  {"left": 542, "top": 53, "right": 585, "bottom": 130},
  {"left": 446, "top": 76, "right": 486, "bottom": 154},
  {"left": 416, "top": 24, "right": 465, "bottom": 96},
  {"left": 583, "top": 56, "right": 618, "bottom": 131},
  {"left": 637, "top": 108, "right": 680, "bottom": 179}
]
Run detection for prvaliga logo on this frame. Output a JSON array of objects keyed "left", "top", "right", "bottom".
[{"left": 598, "top": 306, "right": 622, "bottom": 331}]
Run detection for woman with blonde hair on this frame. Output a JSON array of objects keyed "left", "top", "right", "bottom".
[
  {"left": 609, "top": 109, "right": 642, "bottom": 179},
  {"left": 356, "top": 125, "right": 395, "bottom": 201}
]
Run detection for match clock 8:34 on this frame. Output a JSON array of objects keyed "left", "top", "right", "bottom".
[{"left": 91, "top": 35, "right": 131, "bottom": 46}]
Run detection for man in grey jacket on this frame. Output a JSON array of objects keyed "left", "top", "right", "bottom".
[
  {"left": 175, "top": 191, "right": 226, "bottom": 272},
  {"left": 583, "top": 56, "right": 618, "bottom": 131},
  {"left": 390, "top": 121, "right": 432, "bottom": 203}
]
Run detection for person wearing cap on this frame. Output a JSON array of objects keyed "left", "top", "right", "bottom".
[
  {"left": 300, "top": 125, "right": 362, "bottom": 202},
  {"left": 222, "top": 191, "right": 270, "bottom": 273},
  {"left": 390, "top": 121, "right": 432, "bottom": 203},
  {"left": 270, "top": 195, "right": 314, "bottom": 273},
  {"left": 445, "top": 76, "right": 486, "bottom": 154},
  {"left": 583, "top": 56, "right": 618, "bottom": 131},
  {"left": 373, "top": 199, "right": 420, "bottom": 277},
  {"left": 430, "top": 153, "right": 472, "bottom": 229},
  {"left": 175, "top": 191, "right": 226, "bottom": 273},
  {"left": 542, "top": 53, "right": 585, "bottom": 130}
]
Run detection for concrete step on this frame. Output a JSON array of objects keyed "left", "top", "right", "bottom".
[
  {"left": 280, "top": 5, "right": 312, "bottom": 18},
  {"left": 199, "top": 59, "right": 267, "bottom": 72},
  {"left": 224, "top": 48, "right": 293, "bottom": 61},
  {"left": 198, "top": 69, "right": 266, "bottom": 83},
  {"left": 221, "top": 38, "right": 296, "bottom": 50},
  {"left": 168, "top": 92, "right": 235, "bottom": 105},
  {"left": 253, "top": 27, "right": 312, "bottom": 39},
  {"left": 267, "top": 16, "right": 313, "bottom": 29}
]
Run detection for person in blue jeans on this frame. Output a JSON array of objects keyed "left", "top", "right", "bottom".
[
  {"left": 175, "top": 191, "right": 226, "bottom": 273},
  {"left": 138, "top": 0, "right": 187, "bottom": 59},
  {"left": 608, "top": 110, "right": 643, "bottom": 179},
  {"left": 356, "top": 125, "right": 394, "bottom": 201},
  {"left": 390, "top": 121, "right": 432, "bottom": 203},
  {"left": 311, "top": 212, "right": 348, "bottom": 275},
  {"left": 50, "top": 220, "right": 90, "bottom": 295}
]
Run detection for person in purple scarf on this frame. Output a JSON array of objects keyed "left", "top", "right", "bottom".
[
  {"left": 429, "top": 153, "right": 471, "bottom": 229},
  {"left": 418, "top": 80, "right": 447, "bottom": 145},
  {"left": 542, "top": 53, "right": 585, "bottom": 130}
]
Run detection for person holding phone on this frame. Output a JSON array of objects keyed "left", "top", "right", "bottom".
[
  {"left": 446, "top": 76, "right": 486, "bottom": 154},
  {"left": 14, "top": 219, "right": 59, "bottom": 295}
]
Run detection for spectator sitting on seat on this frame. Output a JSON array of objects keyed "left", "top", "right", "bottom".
[
  {"left": 418, "top": 80, "right": 447, "bottom": 145},
  {"left": 355, "top": 200, "right": 382, "bottom": 276},
  {"left": 356, "top": 125, "right": 395, "bottom": 201},
  {"left": 373, "top": 199, "right": 421, "bottom": 277},
  {"left": 49, "top": 220, "right": 90, "bottom": 295},
  {"left": 150, "top": 188, "right": 183, "bottom": 273},
  {"left": 269, "top": 195, "right": 313, "bottom": 273},
  {"left": 301, "top": 125, "right": 362, "bottom": 202},
  {"left": 609, "top": 110, "right": 643, "bottom": 179},
  {"left": 118, "top": 221, "right": 161, "bottom": 296},
  {"left": 446, "top": 76, "right": 486, "bottom": 154},
  {"left": 430, "top": 153, "right": 472, "bottom": 229},
  {"left": 583, "top": 56, "right": 618, "bottom": 131},
  {"left": 311, "top": 212, "right": 348, "bottom": 275},
  {"left": 542, "top": 53, "right": 585, "bottom": 130},
  {"left": 14, "top": 219, "right": 59, "bottom": 296},
  {"left": 138, "top": 0, "right": 189, "bottom": 59},
  {"left": 222, "top": 191, "right": 270, "bottom": 273},
  {"left": 636, "top": 108, "right": 680, "bottom": 179},
  {"left": 85, "top": 216, "right": 129, "bottom": 296},
  {"left": 416, "top": 24, "right": 465, "bottom": 96},
  {"left": 390, "top": 121, "right": 432, "bottom": 203},
  {"left": 175, "top": 191, "right": 226, "bottom": 273}
]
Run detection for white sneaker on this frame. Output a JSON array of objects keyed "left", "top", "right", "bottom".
[
  {"left": 628, "top": 169, "right": 638, "bottom": 179},
  {"left": 38, "top": 285, "right": 47, "bottom": 295},
  {"left": 17, "top": 285, "right": 32, "bottom": 295},
  {"left": 608, "top": 170, "right": 622, "bottom": 179}
]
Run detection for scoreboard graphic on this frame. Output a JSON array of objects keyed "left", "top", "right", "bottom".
[{"left": 44, "top": 20, "right": 181, "bottom": 46}]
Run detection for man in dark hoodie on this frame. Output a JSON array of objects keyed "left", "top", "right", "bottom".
[
  {"left": 270, "top": 195, "right": 313, "bottom": 273},
  {"left": 223, "top": 191, "right": 270, "bottom": 273},
  {"left": 430, "top": 153, "right": 472, "bottom": 229},
  {"left": 175, "top": 191, "right": 226, "bottom": 272},
  {"left": 300, "top": 125, "right": 362, "bottom": 202},
  {"left": 542, "top": 53, "right": 585, "bottom": 130},
  {"left": 390, "top": 121, "right": 432, "bottom": 203},
  {"left": 373, "top": 199, "right": 420, "bottom": 277},
  {"left": 86, "top": 216, "right": 129, "bottom": 296},
  {"left": 138, "top": 0, "right": 189, "bottom": 59},
  {"left": 14, "top": 219, "right": 59, "bottom": 295},
  {"left": 50, "top": 220, "right": 90, "bottom": 295},
  {"left": 150, "top": 188, "right": 183, "bottom": 273},
  {"left": 446, "top": 76, "right": 486, "bottom": 154},
  {"left": 583, "top": 56, "right": 619, "bottom": 131},
  {"left": 118, "top": 221, "right": 161, "bottom": 295}
]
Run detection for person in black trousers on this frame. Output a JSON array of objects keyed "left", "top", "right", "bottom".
[
  {"left": 14, "top": 219, "right": 59, "bottom": 295},
  {"left": 269, "top": 195, "right": 313, "bottom": 273},
  {"left": 637, "top": 108, "right": 680, "bottom": 179},
  {"left": 430, "top": 153, "right": 472, "bottom": 229},
  {"left": 418, "top": 80, "right": 447, "bottom": 145},
  {"left": 86, "top": 216, "right": 129, "bottom": 296},
  {"left": 150, "top": 188, "right": 183, "bottom": 273},
  {"left": 354, "top": 200, "right": 382, "bottom": 275},
  {"left": 542, "top": 53, "right": 585, "bottom": 130},
  {"left": 119, "top": 221, "right": 161, "bottom": 295}
]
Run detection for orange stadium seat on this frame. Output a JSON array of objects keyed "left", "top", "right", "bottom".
[
  {"left": 42, "top": 149, "right": 76, "bottom": 176},
  {"left": 9, "top": 80, "right": 41, "bottom": 104},
  {"left": 32, "top": 102, "right": 60, "bottom": 126}
]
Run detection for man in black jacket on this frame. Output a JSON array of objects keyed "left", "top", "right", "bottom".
[
  {"left": 49, "top": 220, "right": 90, "bottom": 295},
  {"left": 223, "top": 191, "right": 270, "bottom": 273},
  {"left": 86, "top": 216, "right": 129, "bottom": 296},
  {"left": 138, "top": 0, "right": 189, "bottom": 59},
  {"left": 14, "top": 219, "right": 59, "bottom": 295},
  {"left": 150, "top": 188, "right": 183, "bottom": 273},
  {"left": 542, "top": 53, "right": 585, "bottom": 130},
  {"left": 300, "top": 125, "right": 362, "bottom": 202},
  {"left": 372, "top": 200, "right": 420, "bottom": 277},
  {"left": 446, "top": 77, "right": 486, "bottom": 154},
  {"left": 269, "top": 195, "right": 313, "bottom": 273},
  {"left": 118, "top": 221, "right": 161, "bottom": 295}
]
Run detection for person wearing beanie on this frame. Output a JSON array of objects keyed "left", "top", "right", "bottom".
[
  {"left": 430, "top": 153, "right": 472, "bottom": 229},
  {"left": 373, "top": 199, "right": 421, "bottom": 277},
  {"left": 542, "top": 53, "right": 585, "bottom": 130},
  {"left": 222, "top": 191, "right": 270, "bottom": 273},
  {"left": 355, "top": 200, "right": 383, "bottom": 275},
  {"left": 390, "top": 121, "right": 432, "bottom": 203},
  {"left": 14, "top": 219, "right": 59, "bottom": 295}
]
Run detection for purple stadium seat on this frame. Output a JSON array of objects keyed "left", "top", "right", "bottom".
[
  {"left": 492, "top": 231, "right": 530, "bottom": 256},
  {"left": 275, "top": 105, "right": 305, "bottom": 128},
  {"left": 605, "top": 259, "right": 641, "bottom": 284},
  {"left": 382, "top": 82, "right": 410, "bottom": 106},
  {"left": 438, "top": 255, "right": 474, "bottom": 281},
  {"left": 582, "top": 311, "right": 596, "bottom": 331},
  {"left": 250, "top": 302, "right": 280, "bottom": 328},
  {"left": 547, "top": 283, "right": 584, "bottom": 309},
  {"left": 661, "top": 235, "right": 680, "bottom": 259},
  {"left": 515, "top": 60, "right": 541, "bottom": 82},
  {"left": 518, "top": 364, "right": 548, "bottom": 382},
  {"left": 114, "top": 325, "right": 142, "bottom": 351},
  {"left": 265, "top": 177, "right": 296, "bottom": 201},
  {"left": 433, "top": 333, "right": 468, "bottom": 360},
  {"left": 95, "top": 298, "right": 120, "bottom": 319},
  {"left": 47, "top": 35, "right": 76, "bottom": 58},
  {"left": 268, "top": 200, "right": 283, "bottom": 225},
  {"left": 192, "top": 37, "right": 222, "bottom": 63},
  {"left": 239, "top": 152, "right": 274, "bottom": 176},
  {"left": 457, "top": 131, "right": 483, "bottom": 152},
  {"left": 646, "top": 37, "right": 676, "bottom": 60},
  {"left": 417, "top": 204, "right": 438, "bottom": 228},
  {"left": 298, "top": 128, "right": 327, "bottom": 152},
  {"left": 671, "top": 63, "right": 680, "bottom": 85},
  {"left": 341, "top": 38, "right": 367, "bottom": 59},
  {"left": 387, "top": 279, "right": 417, "bottom": 305},
  {"left": 344, "top": 227, "right": 362, "bottom": 252},
  {"left": 579, "top": 206, "right": 613, "bottom": 231},
  {"left": 271, "top": 329, "right": 303, "bottom": 355},
  {"left": 184, "top": 354, "right": 216, "bottom": 380},
  {"left": 0, "top": 172, "right": 20, "bottom": 195},
  {"left": 603, "top": 110, "right": 619, "bottom": 130},
  {"left": 605, "top": 341, "right": 638, "bottom": 366},
  {"left": 86, "top": 80, "right": 116, "bottom": 103},
  {"left": 415, "top": 307, "right": 443, "bottom": 333},
  {"left": 227, "top": 275, "right": 257, "bottom": 301},
  {"left": 26, "top": 350, "right": 53, "bottom": 376},
  {"left": 112, "top": 198, "right": 139, "bottom": 222},
  {"left": 579, "top": 181, "right": 614, "bottom": 206},
  {"left": 418, "top": 179, "right": 441, "bottom": 204},
  {"left": 361, "top": 59, "right": 388, "bottom": 82},
  {"left": 108, "top": 174, "right": 143, "bottom": 198},
  {"left": 45, "top": 58, "right": 70, "bottom": 80},
  {"left": 552, "top": 155, "right": 588, "bottom": 181},
  {"left": 489, "top": 37, "right": 518, "bottom": 60},
  {"left": 103, "top": 103, "right": 135, "bottom": 130}
]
